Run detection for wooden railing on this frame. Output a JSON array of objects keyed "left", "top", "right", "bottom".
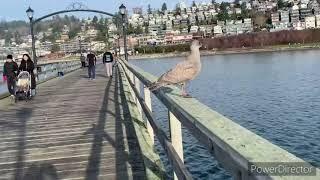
[
  {"left": 118, "top": 59, "right": 319, "bottom": 180},
  {"left": 118, "top": 60, "right": 193, "bottom": 180},
  {"left": 0, "top": 60, "right": 81, "bottom": 99}
]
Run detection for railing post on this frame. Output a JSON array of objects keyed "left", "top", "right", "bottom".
[
  {"left": 144, "top": 86, "right": 155, "bottom": 145},
  {"left": 129, "top": 72, "right": 135, "bottom": 99},
  {"left": 169, "top": 111, "right": 184, "bottom": 180},
  {"left": 135, "top": 76, "right": 142, "bottom": 116},
  {"left": 129, "top": 71, "right": 134, "bottom": 84},
  {"left": 124, "top": 66, "right": 135, "bottom": 101}
]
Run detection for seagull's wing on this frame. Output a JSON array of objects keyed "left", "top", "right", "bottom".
[{"left": 158, "top": 61, "right": 195, "bottom": 84}]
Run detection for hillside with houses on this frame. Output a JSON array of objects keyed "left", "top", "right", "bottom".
[{"left": 1, "top": 0, "right": 320, "bottom": 59}]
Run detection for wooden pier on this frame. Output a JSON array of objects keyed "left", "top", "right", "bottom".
[{"left": 0, "top": 66, "right": 162, "bottom": 180}]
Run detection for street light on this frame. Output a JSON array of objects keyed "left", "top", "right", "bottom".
[
  {"left": 26, "top": 7, "right": 34, "bottom": 20},
  {"left": 78, "top": 35, "right": 82, "bottom": 55},
  {"left": 26, "top": 7, "right": 37, "bottom": 71},
  {"left": 119, "top": 4, "right": 126, "bottom": 15},
  {"left": 119, "top": 4, "right": 128, "bottom": 61},
  {"left": 113, "top": 34, "right": 120, "bottom": 56}
]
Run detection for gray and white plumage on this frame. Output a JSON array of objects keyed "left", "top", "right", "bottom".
[{"left": 149, "top": 40, "right": 202, "bottom": 97}]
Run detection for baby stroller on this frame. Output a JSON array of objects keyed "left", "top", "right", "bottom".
[{"left": 15, "top": 71, "right": 32, "bottom": 102}]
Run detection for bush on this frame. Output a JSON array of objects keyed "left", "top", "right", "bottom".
[
  {"left": 202, "top": 29, "right": 320, "bottom": 49},
  {"left": 135, "top": 44, "right": 190, "bottom": 54}
]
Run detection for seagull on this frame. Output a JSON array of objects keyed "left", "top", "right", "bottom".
[{"left": 149, "top": 40, "right": 202, "bottom": 98}]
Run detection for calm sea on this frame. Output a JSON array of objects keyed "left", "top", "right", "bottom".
[{"left": 131, "top": 50, "right": 320, "bottom": 179}]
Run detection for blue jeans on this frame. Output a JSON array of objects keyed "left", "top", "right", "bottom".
[
  {"left": 88, "top": 66, "right": 96, "bottom": 79},
  {"left": 7, "top": 77, "right": 16, "bottom": 95}
]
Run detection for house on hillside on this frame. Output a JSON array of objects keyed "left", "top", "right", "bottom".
[
  {"left": 316, "top": 14, "right": 320, "bottom": 27},
  {"left": 305, "top": 16, "right": 316, "bottom": 28},
  {"left": 308, "top": 0, "right": 320, "bottom": 14}
]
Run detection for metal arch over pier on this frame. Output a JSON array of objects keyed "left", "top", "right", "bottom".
[
  {"left": 26, "top": 2, "right": 120, "bottom": 73},
  {"left": 33, "top": 2, "right": 114, "bottom": 24},
  {"left": 33, "top": 10, "right": 114, "bottom": 24}
]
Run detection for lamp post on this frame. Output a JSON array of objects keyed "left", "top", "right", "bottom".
[
  {"left": 117, "top": 34, "right": 121, "bottom": 58},
  {"left": 113, "top": 34, "right": 120, "bottom": 56},
  {"left": 119, "top": 4, "right": 128, "bottom": 61},
  {"left": 26, "top": 7, "right": 37, "bottom": 68},
  {"left": 78, "top": 36, "right": 82, "bottom": 55}
]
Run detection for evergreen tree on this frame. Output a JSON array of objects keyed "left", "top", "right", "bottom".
[
  {"left": 41, "top": 33, "right": 47, "bottom": 42},
  {"left": 240, "top": 3, "right": 250, "bottom": 19},
  {"left": 192, "top": 1, "right": 197, "bottom": 7},
  {"left": 277, "top": 0, "right": 285, "bottom": 9},
  {"left": 104, "top": 18, "right": 109, "bottom": 25},
  {"left": 14, "top": 31, "right": 22, "bottom": 44},
  {"left": 92, "top": 16, "right": 98, "bottom": 26},
  {"left": 51, "top": 44, "right": 60, "bottom": 53},
  {"left": 64, "top": 15, "right": 70, "bottom": 24},
  {"left": 148, "top": 4, "right": 152, "bottom": 14},
  {"left": 217, "top": 2, "right": 230, "bottom": 21},
  {"left": 47, "top": 34, "right": 55, "bottom": 43},
  {"left": 161, "top": 3, "right": 167, "bottom": 12},
  {"left": 175, "top": 4, "right": 182, "bottom": 15},
  {"left": 144, "top": 25, "right": 149, "bottom": 34},
  {"left": 127, "top": 23, "right": 135, "bottom": 34},
  {"left": 4, "top": 32, "right": 12, "bottom": 45},
  {"left": 68, "top": 25, "right": 81, "bottom": 39},
  {"left": 134, "top": 25, "right": 143, "bottom": 34},
  {"left": 234, "top": 0, "right": 241, "bottom": 7}
]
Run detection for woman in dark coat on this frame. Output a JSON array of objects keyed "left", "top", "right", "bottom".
[{"left": 19, "top": 54, "right": 36, "bottom": 93}]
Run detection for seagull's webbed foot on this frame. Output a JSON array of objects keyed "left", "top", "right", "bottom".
[
  {"left": 181, "top": 91, "right": 192, "bottom": 98},
  {"left": 181, "top": 82, "right": 192, "bottom": 98}
]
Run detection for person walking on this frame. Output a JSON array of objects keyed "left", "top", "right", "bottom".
[
  {"left": 103, "top": 51, "right": 114, "bottom": 77},
  {"left": 80, "top": 54, "right": 86, "bottom": 68},
  {"left": 87, "top": 52, "right": 96, "bottom": 80},
  {"left": 3, "top": 55, "right": 19, "bottom": 98},
  {"left": 19, "top": 54, "right": 36, "bottom": 96}
]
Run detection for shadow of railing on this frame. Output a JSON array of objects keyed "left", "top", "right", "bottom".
[
  {"left": 83, "top": 67, "right": 165, "bottom": 180},
  {"left": 8, "top": 108, "right": 60, "bottom": 180},
  {"left": 84, "top": 67, "right": 144, "bottom": 179},
  {"left": 22, "top": 163, "right": 59, "bottom": 180},
  {"left": 14, "top": 108, "right": 32, "bottom": 180},
  {"left": 116, "top": 67, "right": 146, "bottom": 179},
  {"left": 84, "top": 74, "right": 113, "bottom": 180}
]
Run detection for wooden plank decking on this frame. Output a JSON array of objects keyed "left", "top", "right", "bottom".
[{"left": 0, "top": 65, "right": 146, "bottom": 180}]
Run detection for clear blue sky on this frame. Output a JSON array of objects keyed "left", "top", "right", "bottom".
[{"left": 0, "top": 0, "right": 218, "bottom": 21}]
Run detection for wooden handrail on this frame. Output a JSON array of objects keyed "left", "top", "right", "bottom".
[{"left": 118, "top": 61, "right": 193, "bottom": 180}]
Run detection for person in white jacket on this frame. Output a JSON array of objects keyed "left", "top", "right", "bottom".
[{"left": 102, "top": 51, "right": 114, "bottom": 77}]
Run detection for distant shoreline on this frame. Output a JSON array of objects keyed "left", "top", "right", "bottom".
[{"left": 129, "top": 45, "right": 320, "bottom": 60}]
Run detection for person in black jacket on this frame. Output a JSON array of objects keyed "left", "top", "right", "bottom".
[
  {"left": 19, "top": 54, "right": 36, "bottom": 95},
  {"left": 87, "top": 52, "right": 97, "bottom": 80},
  {"left": 103, "top": 51, "right": 114, "bottom": 77},
  {"left": 3, "top": 55, "right": 18, "bottom": 97}
]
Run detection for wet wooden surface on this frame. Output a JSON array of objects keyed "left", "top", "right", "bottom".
[{"left": 0, "top": 65, "right": 146, "bottom": 180}]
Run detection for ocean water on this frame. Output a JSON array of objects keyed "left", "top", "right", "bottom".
[{"left": 131, "top": 50, "right": 320, "bottom": 179}]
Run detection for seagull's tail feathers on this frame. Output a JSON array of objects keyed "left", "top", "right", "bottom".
[
  {"left": 148, "top": 73, "right": 163, "bottom": 91},
  {"left": 148, "top": 81, "right": 166, "bottom": 91}
]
